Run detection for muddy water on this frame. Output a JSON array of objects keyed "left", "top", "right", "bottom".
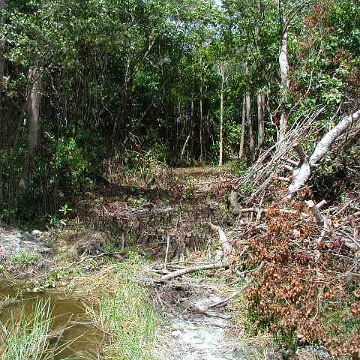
[{"left": 0, "top": 280, "right": 103, "bottom": 359}]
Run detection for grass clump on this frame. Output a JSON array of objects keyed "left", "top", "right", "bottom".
[
  {"left": 0, "top": 301, "right": 52, "bottom": 360},
  {"left": 10, "top": 252, "right": 41, "bottom": 267},
  {"left": 80, "top": 255, "right": 160, "bottom": 360}
]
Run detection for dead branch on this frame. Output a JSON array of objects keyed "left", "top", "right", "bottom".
[
  {"left": 205, "top": 261, "right": 265, "bottom": 309},
  {"left": 228, "top": 191, "right": 241, "bottom": 214},
  {"left": 205, "top": 286, "right": 249, "bottom": 309},
  {"left": 288, "top": 109, "right": 359, "bottom": 198},
  {"left": 316, "top": 200, "right": 327, "bottom": 209},
  {"left": 236, "top": 107, "right": 324, "bottom": 203},
  {"left": 306, "top": 200, "right": 332, "bottom": 247},
  {"left": 293, "top": 142, "right": 307, "bottom": 164},
  {"left": 238, "top": 208, "right": 297, "bottom": 216},
  {"left": 334, "top": 200, "right": 355, "bottom": 216},
  {"left": 276, "top": 176, "right": 291, "bottom": 182},
  {"left": 282, "top": 158, "right": 299, "bottom": 166},
  {"left": 287, "top": 162, "right": 311, "bottom": 198},
  {"left": 310, "top": 110, "right": 360, "bottom": 166},
  {"left": 164, "top": 235, "right": 171, "bottom": 270},
  {"left": 157, "top": 261, "right": 229, "bottom": 282},
  {"left": 306, "top": 200, "right": 324, "bottom": 225},
  {"left": 284, "top": 164, "right": 294, "bottom": 172},
  {"left": 156, "top": 223, "right": 232, "bottom": 282}
]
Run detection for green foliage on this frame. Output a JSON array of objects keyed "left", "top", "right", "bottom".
[
  {"left": 227, "top": 159, "right": 248, "bottom": 177},
  {"left": 10, "top": 252, "right": 41, "bottom": 266},
  {"left": 291, "top": 0, "right": 359, "bottom": 121},
  {"left": 53, "top": 137, "right": 87, "bottom": 178},
  {"left": 1, "top": 0, "right": 359, "bottom": 227}
]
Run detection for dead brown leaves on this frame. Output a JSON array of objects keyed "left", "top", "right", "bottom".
[{"left": 243, "top": 202, "right": 359, "bottom": 357}]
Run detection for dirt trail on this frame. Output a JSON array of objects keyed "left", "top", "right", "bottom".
[
  {"left": 154, "top": 279, "right": 248, "bottom": 360},
  {"left": 149, "top": 168, "right": 254, "bottom": 360}
]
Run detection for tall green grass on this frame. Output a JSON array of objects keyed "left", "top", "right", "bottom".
[
  {"left": 89, "top": 258, "right": 160, "bottom": 360},
  {"left": 0, "top": 301, "right": 52, "bottom": 360}
]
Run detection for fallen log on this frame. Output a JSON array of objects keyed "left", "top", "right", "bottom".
[
  {"left": 157, "top": 223, "right": 232, "bottom": 282},
  {"left": 287, "top": 110, "right": 359, "bottom": 198},
  {"left": 309, "top": 110, "right": 359, "bottom": 166}
]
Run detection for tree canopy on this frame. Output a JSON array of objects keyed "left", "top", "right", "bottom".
[{"left": 0, "top": 0, "right": 359, "bottom": 223}]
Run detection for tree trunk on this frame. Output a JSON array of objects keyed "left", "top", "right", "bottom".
[
  {"left": 247, "top": 92, "right": 255, "bottom": 162},
  {"left": 239, "top": 95, "right": 246, "bottom": 159},
  {"left": 218, "top": 64, "right": 225, "bottom": 166},
  {"left": 257, "top": 92, "right": 265, "bottom": 150},
  {"left": 0, "top": 0, "right": 5, "bottom": 94},
  {"left": 199, "top": 82, "right": 204, "bottom": 162},
  {"left": 0, "top": 0, "right": 6, "bottom": 202},
  {"left": 279, "top": 26, "right": 289, "bottom": 142},
  {"left": 181, "top": 133, "right": 191, "bottom": 160},
  {"left": 20, "top": 67, "right": 42, "bottom": 190},
  {"left": 27, "top": 67, "right": 42, "bottom": 155},
  {"left": 190, "top": 97, "right": 194, "bottom": 159}
]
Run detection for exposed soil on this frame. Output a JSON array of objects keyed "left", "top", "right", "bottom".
[
  {"left": 152, "top": 278, "right": 249, "bottom": 360},
  {"left": 0, "top": 226, "right": 51, "bottom": 262}
]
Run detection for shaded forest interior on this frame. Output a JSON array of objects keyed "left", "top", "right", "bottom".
[{"left": 1, "top": 0, "right": 358, "bottom": 224}]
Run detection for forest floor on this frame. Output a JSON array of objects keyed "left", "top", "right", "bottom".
[
  {"left": 145, "top": 167, "right": 268, "bottom": 360},
  {"left": 1, "top": 166, "right": 266, "bottom": 359},
  {"left": 96, "top": 165, "right": 268, "bottom": 359},
  {"left": 1, "top": 163, "right": 357, "bottom": 359}
]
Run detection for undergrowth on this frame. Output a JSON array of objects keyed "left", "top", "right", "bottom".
[{"left": 244, "top": 203, "right": 359, "bottom": 358}]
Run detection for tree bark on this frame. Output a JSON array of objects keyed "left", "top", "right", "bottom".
[
  {"left": 20, "top": 67, "right": 42, "bottom": 190},
  {"left": 27, "top": 67, "right": 42, "bottom": 155},
  {"left": 199, "top": 81, "right": 204, "bottom": 162},
  {"left": 0, "top": 0, "right": 5, "bottom": 94},
  {"left": 257, "top": 92, "right": 265, "bottom": 150},
  {"left": 243, "top": 62, "right": 255, "bottom": 162},
  {"left": 0, "top": 0, "right": 6, "bottom": 202},
  {"left": 218, "top": 63, "right": 225, "bottom": 166},
  {"left": 158, "top": 262, "right": 229, "bottom": 282},
  {"left": 239, "top": 95, "right": 246, "bottom": 159},
  {"left": 279, "top": 26, "right": 289, "bottom": 142},
  {"left": 309, "top": 111, "right": 360, "bottom": 165},
  {"left": 247, "top": 91, "right": 255, "bottom": 162},
  {"left": 181, "top": 133, "right": 191, "bottom": 159}
]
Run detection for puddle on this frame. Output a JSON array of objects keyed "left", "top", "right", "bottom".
[{"left": 0, "top": 280, "right": 103, "bottom": 359}]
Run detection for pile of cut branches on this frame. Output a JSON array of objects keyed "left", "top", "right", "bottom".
[
  {"left": 230, "top": 109, "right": 360, "bottom": 357},
  {"left": 235, "top": 109, "right": 360, "bottom": 204}
]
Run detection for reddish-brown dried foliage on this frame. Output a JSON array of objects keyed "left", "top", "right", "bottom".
[{"left": 245, "top": 203, "right": 359, "bottom": 357}]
